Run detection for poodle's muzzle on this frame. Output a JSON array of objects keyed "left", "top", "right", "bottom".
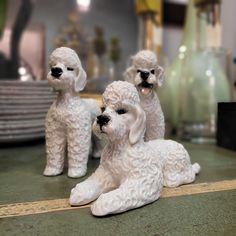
[
  {"left": 139, "top": 70, "right": 149, "bottom": 80},
  {"left": 137, "top": 69, "right": 154, "bottom": 89},
  {"left": 51, "top": 67, "right": 63, "bottom": 79},
  {"left": 96, "top": 114, "right": 110, "bottom": 131}
]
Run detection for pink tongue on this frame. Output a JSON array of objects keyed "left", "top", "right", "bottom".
[{"left": 141, "top": 88, "right": 151, "bottom": 95}]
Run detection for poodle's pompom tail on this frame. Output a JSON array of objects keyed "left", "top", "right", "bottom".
[{"left": 192, "top": 163, "right": 201, "bottom": 175}]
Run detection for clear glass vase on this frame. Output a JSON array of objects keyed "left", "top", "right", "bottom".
[
  {"left": 178, "top": 48, "right": 230, "bottom": 143},
  {"left": 177, "top": 0, "right": 231, "bottom": 143},
  {"left": 158, "top": 0, "right": 197, "bottom": 129}
]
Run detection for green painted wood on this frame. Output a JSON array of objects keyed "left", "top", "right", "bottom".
[{"left": 0, "top": 190, "right": 235, "bottom": 236}]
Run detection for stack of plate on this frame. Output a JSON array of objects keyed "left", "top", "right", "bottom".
[{"left": 0, "top": 80, "right": 55, "bottom": 143}]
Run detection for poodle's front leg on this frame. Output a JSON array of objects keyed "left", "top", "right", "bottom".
[
  {"left": 69, "top": 165, "right": 116, "bottom": 206},
  {"left": 91, "top": 177, "right": 163, "bottom": 216},
  {"left": 67, "top": 118, "right": 91, "bottom": 178},
  {"left": 44, "top": 115, "right": 66, "bottom": 176},
  {"left": 91, "top": 134, "right": 105, "bottom": 158}
]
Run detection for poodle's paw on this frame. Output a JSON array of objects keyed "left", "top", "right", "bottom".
[
  {"left": 69, "top": 183, "right": 95, "bottom": 206},
  {"left": 43, "top": 166, "right": 63, "bottom": 176},
  {"left": 69, "top": 186, "right": 86, "bottom": 206},
  {"left": 92, "top": 149, "right": 102, "bottom": 159},
  {"left": 91, "top": 194, "right": 111, "bottom": 216},
  {"left": 68, "top": 167, "right": 87, "bottom": 178},
  {"left": 92, "top": 138, "right": 106, "bottom": 158}
]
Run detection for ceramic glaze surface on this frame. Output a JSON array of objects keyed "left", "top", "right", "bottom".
[
  {"left": 70, "top": 81, "right": 200, "bottom": 216},
  {"left": 44, "top": 47, "right": 102, "bottom": 178}
]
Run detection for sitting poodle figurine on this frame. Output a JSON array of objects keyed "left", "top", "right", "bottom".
[
  {"left": 124, "top": 50, "right": 165, "bottom": 141},
  {"left": 69, "top": 81, "right": 200, "bottom": 216},
  {"left": 44, "top": 47, "right": 102, "bottom": 178}
]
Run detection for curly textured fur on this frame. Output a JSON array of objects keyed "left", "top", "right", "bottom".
[
  {"left": 124, "top": 50, "right": 165, "bottom": 140},
  {"left": 69, "top": 81, "right": 200, "bottom": 216},
  {"left": 44, "top": 47, "right": 102, "bottom": 178}
]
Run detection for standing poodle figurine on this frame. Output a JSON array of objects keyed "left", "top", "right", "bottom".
[
  {"left": 70, "top": 81, "right": 200, "bottom": 216},
  {"left": 124, "top": 50, "right": 165, "bottom": 140},
  {"left": 44, "top": 47, "right": 102, "bottom": 178}
]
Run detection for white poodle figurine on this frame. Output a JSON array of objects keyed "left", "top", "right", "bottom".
[
  {"left": 44, "top": 47, "right": 102, "bottom": 178},
  {"left": 69, "top": 81, "right": 200, "bottom": 216},
  {"left": 124, "top": 50, "right": 165, "bottom": 141}
]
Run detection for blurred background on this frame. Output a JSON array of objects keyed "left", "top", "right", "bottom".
[{"left": 0, "top": 0, "right": 236, "bottom": 148}]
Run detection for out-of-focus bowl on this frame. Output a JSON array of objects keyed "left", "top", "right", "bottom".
[{"left": 0, "top": 80, "right": 55, "bottom": 143}]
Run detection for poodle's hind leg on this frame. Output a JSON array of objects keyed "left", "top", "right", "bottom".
[
  {"left": 69, "top": 165, "right": 117, "bottom": 206},
  {"left": 44, "top": 118, "right": 66, "bottom": 176},
  {"left": 91, "top": 177, "right": 163, "bottom": 216},
  {"left": 163, "top": 142, "right": 201, "bottom": 187},
  {"left": 163, "top": 162, "right": 201, "bottom": 188}
]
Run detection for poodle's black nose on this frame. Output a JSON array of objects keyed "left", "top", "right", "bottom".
[
  {"left": 97, "top": 115, "right": 110, "bottom": 127},
  {"left": 140, "top": 71, "right": 150, "bottom": 80},
  {"left": 51, "top": 67, "right": 63, "bottom": 78}
]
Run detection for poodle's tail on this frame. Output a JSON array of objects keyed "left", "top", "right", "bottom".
[{"left": 192, "top": 163, "right": 201, "bottom": 175}]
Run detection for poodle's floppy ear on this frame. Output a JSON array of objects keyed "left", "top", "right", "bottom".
[
  {"left": 123, "top": 101, "right": 146, "bottom": 145},
  {"left": 156, "top": 65, "right": 164, "bottom": 87},
  {"left": 74, "top": 66, "right": 87, "bottom": 92},
  {"left": 124, "top": 66, "right": 136, "bottom": 84}
]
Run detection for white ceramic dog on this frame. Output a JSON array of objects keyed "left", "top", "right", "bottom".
[
  {"left": 44, "top": 47, "right": 102, "bottom": 178},
  {"left": 69, "top": 81, "right": 200, "bottom": 216},
  {"left": 124, "top": 50, "right": 165, "bottom": 140}
]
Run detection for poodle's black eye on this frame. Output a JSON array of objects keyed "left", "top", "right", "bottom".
[
  {"left": 151, "top": 69, "right": 155, "bottom": 74},
  {"left": 101, "top": 107, "right": 105, "bottom": 112},
  {"left": 67, "top": 67, "right": 74, "bottom": 71},
  {"left": 137, "top": 69, "right": 141, "bottom": 73},
  {"left": 116, "top": 108, "right": 127, "bottom": 115}
]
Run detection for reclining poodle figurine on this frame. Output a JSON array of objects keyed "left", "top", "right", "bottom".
[
  {"left": 69, "top": 81, "right": 200, "bottom": 216},
  {"left": 44, "top": 47, "right": 103, "bottom": 178},
  {"left": 124, "top": 50, "right": 165, "bottom": 140}
]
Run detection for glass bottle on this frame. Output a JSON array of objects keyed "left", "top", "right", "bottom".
[
  {"left": 158, "top": 0, "right": 197, "bottom": 130},
  {"left": 178, "top": 0, "right": 230, "bottom": 143}
]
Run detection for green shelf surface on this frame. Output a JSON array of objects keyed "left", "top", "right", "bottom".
[{"left": 0, "top": 141, "right": 235, "bottom": 235}]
